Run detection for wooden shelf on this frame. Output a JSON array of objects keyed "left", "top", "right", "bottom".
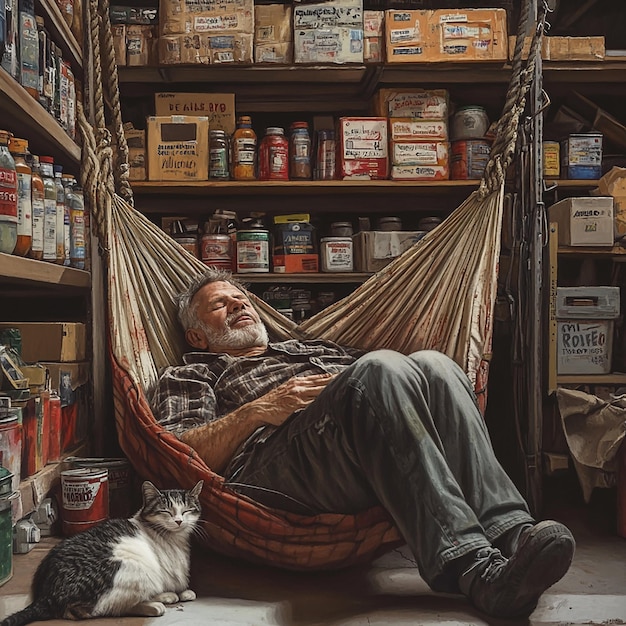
[
  {"left": 556, "top": 373, "right": 626, "bottom": 385},
  {"left": 557, "top": 245, "right": 626, "bottom": 257},
  {"left": 36, "top": 0, "right": 82, "bottom": 71},
  {"left": 0, "top": 253, "right": 90, "bottom": 290},
  {"left": 235, "top": 272, "right": 372, "bottom": 284},
  {"left": 551, "top": 179, "right": 599, "bottom": 189},
  {"left": 0, "top": 69, "right": 81, "bottom": 165}
]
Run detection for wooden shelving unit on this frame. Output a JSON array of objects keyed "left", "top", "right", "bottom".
[
  {"left": 0, "top": 253, "right": 91, "bottom": 291},
  {"left": 235, "top": 272, "right": 372, "bottom": 284},
  {"left": 36, "top": 0, "right": 82, "bottom": 72}
]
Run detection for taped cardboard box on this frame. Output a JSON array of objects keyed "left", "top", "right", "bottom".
[
  {"left": 374, "top": 88, "right": 449, "bottom": 120},
  {"left": 255, "top": 43, "right": 293, "bottom": 64},
  {"left": 592, "top": 167, "right": 626, "bottom": 241},
  {"left": 158, "top": 33, "right": 253, "bottom": 65},
  {"left": 364, "top": 10, "right": 384, "bottom": 63},
  {"left": 548, "top": 36, "right": 605, "bottom": 61},
  {"left": 155, "top": 93, "right": 236, "bottom": 135},
  {"left": 549, "top": 197, "right": 614, "bottom": 247},
  {"left": 337, "top": 117, "right": 388, "bottom": 180},
  {"left": 0, "top": 322, "right": 86, "bottom": 362},
  {"left": 159, "top": 0, "right": 254, "bottom": 36},
  {"left": 147, "top": 115, "right": 209, "bottom": 181},
  {"left": 255, "top": 4, "right": 292, "bottom": 44},
  {"left": 385, "top": 8, "right": 507, "bottom": 63}
]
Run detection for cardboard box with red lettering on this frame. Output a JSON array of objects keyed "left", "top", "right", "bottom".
[
  {"left": 364, "top": 10, "right": 384, "bottom": 63},
  {"left": 155, "top": 93, "right": 236, "bottom": 135},
  {"left": 338, "top": 117, "right": 388, "bottom": 180}
]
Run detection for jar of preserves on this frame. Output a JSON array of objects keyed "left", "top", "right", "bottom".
[
  {"left": 231, "top": 115, "right": 257, "bottom": 180},
  {"left": 29, "top": 155, "right": 45, "bottom": 260},
  {"left": 289, "top": 121, "right": 312, "bottom": 180},
  {"left": 209, "top": 129, "right": 229, "bottom": 180},
  {"left": 8, "top": 137, "right": 32, "bottom": 256},
  {"left": 0, "top": 130, "right": 18, "bottom": 254},
  {"left": 259, "top": 127, "right": 289, "bottom": 181}
]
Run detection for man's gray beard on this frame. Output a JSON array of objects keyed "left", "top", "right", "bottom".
[{"left": 199, "top": 317, "right": 269, "bottom": 351}]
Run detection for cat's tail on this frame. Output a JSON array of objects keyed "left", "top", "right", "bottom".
[{"left": 0, "top": 601, "right": 49, "bottom": 626}]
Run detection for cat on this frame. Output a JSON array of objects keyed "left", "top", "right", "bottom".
[{"left": 1, "top": 480, "right": 203, "bottom": 626}]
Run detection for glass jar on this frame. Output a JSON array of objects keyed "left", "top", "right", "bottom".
[
  {"left": 314, "top": 129, "right": 336, "bottom": 181},
  {"left": 0, "top": 130, "right": 17, "bottom": 254},
  {"left": 209, "top": 129, "right": 229, "bottom": 180},
  {"left": 39, "top": 155, "right": 58, "bottom": 262},
  {"left": 231, "top": 115, "right": 257, "bottom": 181},
  {"left": 65, "top": 177, "right": 85, "bottom": 269},
  {"left": 258, "top": 127, "right": 289, "bottom": 181},
  {"left": 8, "top": 137, "right": 32, "bottom": 256},
  {"left": 53, "top": 164, "right": 68, "bottom": 264},
  {"left": 29, "top": 155, "right": 45, "bottom": 260},
  {"left": 289, "top": 121, "right": 312, "bottom": 180}
]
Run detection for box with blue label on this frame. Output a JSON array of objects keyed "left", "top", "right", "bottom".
[{"left": 561, "top": 133, "right": 603, "bottom": 179}]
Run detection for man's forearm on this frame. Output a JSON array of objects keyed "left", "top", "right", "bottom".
[{"left": 179, "top": 403, "right": 264, "bottom": 474}]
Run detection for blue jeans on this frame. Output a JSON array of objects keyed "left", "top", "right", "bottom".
[{"left": 225, "top": 350, "right": 533, "bottom": 592}]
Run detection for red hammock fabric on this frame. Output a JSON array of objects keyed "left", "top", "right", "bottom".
[{"left": 112, "top": 350, "right": 403, "bottom": 570}]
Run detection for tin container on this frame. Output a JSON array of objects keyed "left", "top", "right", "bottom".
[
  {"left": 61, "top": 467, "right": 109, "bottom": 536},
  {"left": 201, "top": 233, "right": 232, "bottom": 269},
  {"left": 236, "top": 229, "right": 270, "bottom": 273},
  {"left": 258, "top": 127, "right": 289, "bottom": 181},
  {"left": 70, "top": 457, "right": 135, "bottom": 518},
  {"left": 543, "top": 141, "right": 560, "bottom": 178},
  {"left": 451, "top": 106, "right": 490, "bottom": 141},
  {"left": 561, "top": 133, "right": 603, "bottom": 180},
  {"left": 0, "top": 412, "right": 21, "bottom": 493},
  {"left": 450, "top": 140, "right": 491, "bottom": 180},
  {"left": 321, "top": 237, "right": 353, "bottom": 272}
]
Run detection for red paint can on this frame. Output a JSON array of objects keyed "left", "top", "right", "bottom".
[
  {"left": 47, "top": 392, "right": 62, "bottom": 462},
  {"left": 0, "top": 412, "right": 21, "bottom": 493},
  {"left": 61, "top": 468, "right": 109, "bottom": 536}
]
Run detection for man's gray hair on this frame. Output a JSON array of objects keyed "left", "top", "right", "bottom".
[{"left": 176, "top": 268, "right": 248, "bottom": 331}]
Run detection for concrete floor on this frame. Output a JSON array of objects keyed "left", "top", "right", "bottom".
[{"left": 2, "top": 496, "right": 625, "bottom": 626}]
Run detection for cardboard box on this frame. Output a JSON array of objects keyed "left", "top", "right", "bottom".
[
  {"left": 354, "top": 231, "right": 424, "bottom": 272},
  {"left": 364, "top": 10, "right": 384, "bottom": 63},
  {"left": 272, "top": 222, "right": 318, "bottom": 272},
  {"left": 374, "top": 88, "right": 449, "bottom": 120},
  {"left": 147, "top": 115, "right": 209, "bottom": 181},
  {"left": 293, "top": 0, "right": 363, "bottom": 64},
  {"left": 548, "top": 36, "right": 604, "bottom": 61},
  {"left": 549, "top": 197, "right": 614, "bottom": 247},
  {"left": 338, "top": 117, "right": 389, "bottom": 180},
  {"left": 160, "top": 0, "right": 255, "bottom": 35},
  {"left": 155, "top": 93, "right": 236, "bottom": 135},
  {"left": 255, "top": 4, "right": 292, "bottom": 44},
  {"left": 255, "top": 43, "right": 293, "bottom": 64},
  {"left": 593, "top": 167, "right": 626, "bottom": 240},
  {"left": 390, "top": 164, "right": 449, "bottom": 181},
  {"left": 126, "top": 24, "right": 157, "bottom": 66},
  {"left": 389, "top": 118, "right": 448, "bottom": 141},
  {"left": 124, "top": 124, "right": 146, "bottom": 181},
  {"left": 391, "top": 140, "right": 449, "bottom": 166},
  {"left": 507, "top": 35, "right": 549, "bottom": 61},
  {"left": 0, "top": 322, "right": 87, "bottom": 362},
  {"left": 556, "top": 286, "right": 619, "bottom": 375},
  {"left": 40, "top": 361, "right": 90, "bottom": 407},
  {"left": 385, "top": 8, "right": 507, "bottom": 64},
  {"left": 158, "top": 33, "right": 254, "bottom": 65}
]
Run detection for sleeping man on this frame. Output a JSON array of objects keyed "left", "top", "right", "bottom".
[{"left": 151, "top": 267, "right": 575, "bottom": 619}]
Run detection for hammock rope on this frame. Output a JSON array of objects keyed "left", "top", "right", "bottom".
[{"left": 78, "top": 0, "right": 547, "bottom": 569}]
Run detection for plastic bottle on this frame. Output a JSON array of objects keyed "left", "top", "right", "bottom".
[
  {"left": 231, "top": 115, "right": 257, "bottom": 181},
  {"left": 53, "top": 163, "right": 67, "bottom": 264},
  {"left": 65, "top": 176, "right": 85, "bottom": 269},
  {"left": 259, "top": 127, "right": 289, "bottom": 181},
  {"left": 0, "top": 129, "right": 17, "bottom": 254},
  {"left": 289, "top": 121, "right": 312, "bottom": 180},
  {"left": 28, "top": 154, "right": 44, "bottom": 260},
  {"left": 39, "top": 155, "right": 57, "bottom": 262},
  {"left": 8, "top": 136, "right": 32, "bottom": 256}
]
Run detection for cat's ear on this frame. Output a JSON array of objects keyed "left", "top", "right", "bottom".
[
  {"left": 142, "top": 481, "right": 162, "bottom": 501},
  {"left": 190, "top": 481, "right": 204, "bottom": 498}
]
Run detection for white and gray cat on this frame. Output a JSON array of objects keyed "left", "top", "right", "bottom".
[{"left": 1, "top": 480, "right": 203, "bottom": 625}]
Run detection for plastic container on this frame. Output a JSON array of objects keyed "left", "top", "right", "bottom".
[
  {"left": 259, "top": 127, "right": 289, "bottom": 181},
  {"left": 8, "top": 137, "right": 32, "bottom": 256},
  {"left": 231, "top": 115, "right": 257, "bottom": 180},
  {"left": 289, "top": 121, "right": 312, "bottom": 180},
  {"left": 0, "top": 130, "right": 17, "bottom": 255},
  {"left": 236, "top": 229, "right": 270, "bottom": 273}
]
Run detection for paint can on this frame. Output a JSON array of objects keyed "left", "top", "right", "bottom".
[
  {"left": 60, "top": 467, "right": 109, "bottom": 536},
  {"left": 236, "top": 229, "right": 270, "bottom": 273},
  {"left": 69, "top": 457, "right": 134, "bottom": 518},
  {"left": 450, "top": 140, "right": 491, "bottom": 180},
  {"left": 0, "top": 412, "right": 21, "bottom": 493},
  {"left": 320, "top": 237, "right": 353, "bottom": 272}
]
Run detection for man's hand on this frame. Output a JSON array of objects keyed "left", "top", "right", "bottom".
[{"left": 253, "top": 373, "right": 336, "bottom": 426}]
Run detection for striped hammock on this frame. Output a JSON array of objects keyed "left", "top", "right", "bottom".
[{"left": 81, "top": 0, "right": 544, "bottom": 570}]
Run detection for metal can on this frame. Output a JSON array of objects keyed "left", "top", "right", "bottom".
[
  {"left": 321, "top": 237, "right": 353, "bottom": 272},
  {"left": 236, "top": 229, "right": 270, "bottom": 273},
  {"left": 450, "top": 139, "right": 491, "bottom": 180},
  {"left": 315, "top": 129, "right": 336, "bottom": 180},
  {"left": 451, "top": 106, "right": 490, "bottom": 141},
  {"left": 542, "top": 141, "right": 560, "bottom": 178},
  {"left": 209, "top": 129, "right": 229, "bottom": 180},
  {"left": 60, "top": 468, "right": 109, "bottom": 536},
  {"left": 201, "top": 232, "right": 232, "bottom": 269}
]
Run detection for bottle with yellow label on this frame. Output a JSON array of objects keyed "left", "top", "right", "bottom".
[{"left": 231, "top": 115, "right": 257, "bottom": 181}]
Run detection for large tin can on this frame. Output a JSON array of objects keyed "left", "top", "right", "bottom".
[
  {"left": 450, "top": 140, "right": 491, "bottom": 180},
  {"left": 201, "top": 233, "right": 232, "bottom": 269},
  {"left": 236, "top": 229, "right": 270, "bottom": 273},
  {"left": 61, "top": 467, "right": 109, "bottom": 536},
  {"left": 451, "top": 106, "right": 490, "bottom": 141}
]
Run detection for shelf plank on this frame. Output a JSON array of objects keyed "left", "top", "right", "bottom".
[
  {"left": 0, "top": 69, "right": 81, "bottom": 165},
  {"left": 36, "top": 0, "right": 82, "bottom": 71},
  {"left": 131, "top": 180, "right": 482, "bottom": 196},
  {"left": 0, "top": 253, "right": 90, "bottom": 289},
  {"left": 557, "top": 245, "right": 626, "bottom": 257},
  {"left": 556, "top": 373, "right": 626, "bottom": 385},
  {"left": 235, "top": 272, "right": 372, "bottom": 284},
  {"left": 552, "top": 179, "right": 599, "bottom": 188}
]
